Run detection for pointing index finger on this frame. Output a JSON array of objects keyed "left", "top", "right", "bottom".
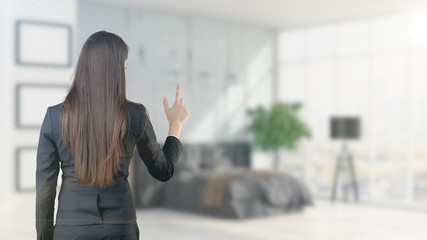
[{"left": 175, "top": 82, "right": 181, "bottom": 103}]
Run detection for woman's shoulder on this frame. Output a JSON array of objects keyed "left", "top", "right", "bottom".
[
  {"left": 50, "top": 102, "right": 63, "bottom": 109},
  {"left": 127, "top": 100, "right": 150, "bottom": 128},
  {"left": 48, "top": 101, "right": 147, "bottom": 117},
  {"left": 127, "top": 100, "right": 148, "bottom": 117},
  {"left": 45, "top": 102, "right": 64, "bottom": 117}
]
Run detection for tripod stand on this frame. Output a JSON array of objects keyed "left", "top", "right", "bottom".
[{"left": 330, "top": 143, "right": 359, "bottom": 202}]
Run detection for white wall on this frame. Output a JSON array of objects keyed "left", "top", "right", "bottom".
[
  {"left": 77, "top": 0, "right": 275, "bottom": 147},
  {"left": 0, "top": 0, "right": 274, "bottom": 209},
  {"left": 0, "top": 0, "right": 77, "bottom": 207}
]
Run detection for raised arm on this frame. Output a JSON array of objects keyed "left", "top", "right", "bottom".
[
  {"left": 36, "top": 107, "right": 60, "bottom": 240},
  {"left": 136, "top": 113, "right": 183, "bottom": 182},
  {"left": 136, "top": 82, "right": 189, "bottom": 182}
]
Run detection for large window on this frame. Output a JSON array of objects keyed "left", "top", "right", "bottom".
[{"left": 278, "top": 13, "right": 427, "bottom": 207}]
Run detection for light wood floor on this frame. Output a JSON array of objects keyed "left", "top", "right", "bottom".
[{"left": 1, "top": 194, "right": 426, "bottom": 240}]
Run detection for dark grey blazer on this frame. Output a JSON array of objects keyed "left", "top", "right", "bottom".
[{"left": 36, "top": 101, "right": 183, "bottom": 240}]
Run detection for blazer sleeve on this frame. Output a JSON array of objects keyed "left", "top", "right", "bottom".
[
  {"left": 36, "top": 107, "right": 60, "bottom": 240},
  {"left": 136, "top": 112, "right": 183, "bottom": 182}
]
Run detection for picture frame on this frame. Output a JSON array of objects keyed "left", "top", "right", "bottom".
[
  {"left": 15, "top": 19, "right": 73, "bottom": 68},
  {"left": 15, "top": 83, "right": 69, "bottom": 129}
]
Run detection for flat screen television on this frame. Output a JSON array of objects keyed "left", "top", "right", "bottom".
[{"left": 330, "top": 117, "right": 360, "bottom": 139}]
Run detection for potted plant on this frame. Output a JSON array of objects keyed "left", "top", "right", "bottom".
[{"left": 245, "top": 102, "right": 311, "bottom": 169}]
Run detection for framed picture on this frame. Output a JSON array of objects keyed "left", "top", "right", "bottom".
[
  {"left": 15, "top": 146, "right": 37, "bottom": 192},
  {"left": 15, "top": 83, "right": 69, "bottom": 129},
  {"left": 15, "top": 19, "right": 72, "bottom": 67}
]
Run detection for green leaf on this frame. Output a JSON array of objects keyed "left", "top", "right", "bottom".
[{"left": 245, "top": 102, "right": 311, "bottom": 151}]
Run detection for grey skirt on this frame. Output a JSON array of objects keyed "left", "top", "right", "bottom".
[{"left": 53, "top": 223, "right": 140, "bottom": 240}]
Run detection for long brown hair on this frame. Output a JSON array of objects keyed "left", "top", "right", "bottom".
[{"left": 60, "top": 31, "right": 131, "bottom": 187}]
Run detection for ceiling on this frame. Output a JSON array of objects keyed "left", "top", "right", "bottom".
[{"left": 86, "top": 0, "right": 427, "bottom": 29}]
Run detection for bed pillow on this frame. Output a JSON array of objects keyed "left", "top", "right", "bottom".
[
  {"left": 179, "top": 145, "right": 202, "bottom": 172},
  {"left": 201, "top": 147, "right": 233, "bottom": 172}
]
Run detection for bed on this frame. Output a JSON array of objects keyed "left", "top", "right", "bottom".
[{"left": 131, "top": 142, "right": 313, "bottom": 219}]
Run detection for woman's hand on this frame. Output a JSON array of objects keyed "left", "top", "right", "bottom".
[{"left": 163, "top": 82, "right": 190, "bottom": 129}]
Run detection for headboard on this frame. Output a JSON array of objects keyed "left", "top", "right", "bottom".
[{"left": 180, "top": 141, "right": 252, "bottom": 169}]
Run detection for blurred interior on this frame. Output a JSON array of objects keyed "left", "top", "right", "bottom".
[{"left": 1, "top": 0, "right": 427, "bottom": 239}]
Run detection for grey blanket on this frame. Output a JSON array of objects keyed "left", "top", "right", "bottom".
[{"left": 161, "top": 168, "right": 313, "bottom": 219}]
